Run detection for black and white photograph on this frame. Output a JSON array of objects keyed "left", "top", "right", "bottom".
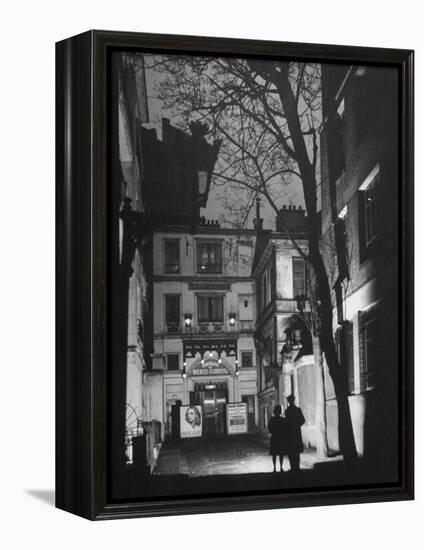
[
  {"left": 109, "top": 48, "right": 404, "bottom": 501},
  {"left": 3, "top": 0, "right": 423, "bottom": 545}
]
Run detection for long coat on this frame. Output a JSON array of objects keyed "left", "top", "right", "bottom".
[
  {"left": 285, "top": 405, "right": 305, "bottom": 453},
  {"left": 268, "top": 416, "right": 288, "bottom": 455}
]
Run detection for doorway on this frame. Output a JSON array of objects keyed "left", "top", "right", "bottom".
[{"left": 190, "top": 383, "right": 228, "bottom": 436}]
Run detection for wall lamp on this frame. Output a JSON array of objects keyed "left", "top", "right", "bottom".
[
  {"left": 235, "top": 359, "right": 239, "bottom": 376},
  {"left": 184, "top": 313, "right": 192, "bottom": 328},
  {"left": 228, "top": 312, "right": 236, "bottom": 326},
  {"left": 182, "top": 361, "right": 187, "bottom": 379}
]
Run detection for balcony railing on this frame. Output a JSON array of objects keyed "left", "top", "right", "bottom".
[
  {"left": 197, "top": 322, "right": 225, "bottom": 334},
  {"left": 197, "top": 263, "right": 222, "bottom": 274},
  {"left": 164, "top": 263, "right": 180, "bottom": 273},
  {"left": 239, "top": 320, "right": 253, "bottom": 333},
  {"left": 164, "top": 321, "right": 253, "bottom": 335},
  {"left": 166, "top": 322, "right": 180, "bottom": 333}
]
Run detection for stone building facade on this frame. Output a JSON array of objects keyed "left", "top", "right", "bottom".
[
  {"left": 252, "top": 204, "right": 310, "bottom": 433},
  {"left": 320, "top": 63, "right": 398, "bottom": 465},
  {"left": 147, "top": 223, "right": 258, "bottom": 439},
  {"left": 114, "top": 52, "right": 150, "bottom": 462}
]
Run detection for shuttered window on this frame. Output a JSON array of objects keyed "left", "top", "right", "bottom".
[
  {"left": 358, "top": 165, "right": 380, "bottom": 262},
  {"left": 359, "top": 307, "right": 378, "bottom": 392},
  {"left": 335, "top": 321, "right": 355, "bottom": 394}
]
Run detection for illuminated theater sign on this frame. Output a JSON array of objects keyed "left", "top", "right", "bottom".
[{"left": 190, "top": 356, "right": 231, "bottom": 376}]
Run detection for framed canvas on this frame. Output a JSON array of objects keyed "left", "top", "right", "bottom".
[{"left": 56, "top": 30, "right": 414, "bottom": 520}]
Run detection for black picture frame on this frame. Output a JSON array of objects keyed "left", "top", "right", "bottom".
[{"left": 56, "top": 30, "right": 414, "bottom": 520}]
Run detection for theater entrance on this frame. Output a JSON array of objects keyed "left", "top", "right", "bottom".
[{"left": 190, "top": 382, "right": 228, "bottom": 436}]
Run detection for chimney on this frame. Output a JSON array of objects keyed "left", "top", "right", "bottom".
[
  {"left": 276, "top": 204, "right": 307, "bottom": 232},
  {"left": 253, "top": 197, "right": 264, "bottom": 231}
]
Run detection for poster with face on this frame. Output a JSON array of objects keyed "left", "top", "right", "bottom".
[{"left": 180, "top": 405, "right": 202, "bottom": 438}]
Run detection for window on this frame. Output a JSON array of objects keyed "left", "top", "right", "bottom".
[
  {"left": 359, "top": 165, "right": 380, "bottom": 260},
  {"left": 197, "top": 242, "right": 222, "bottom": 273},
  {"left": 292, "top": 257, "right": 307, "bottom": 298},
  {"left": 165, "top": 295, "right": 180, "bottom": 323},
  {"left": 167, "top": 354, "right": 180, "bottom": 371},
  {"left": 241, "top": 351, "right": 253, "bottom": 369},
  {"left": 332, "top": 99, "right": 346, "bottom": 182},
  {"left": 164, "top": 240, "right": 180, "bottom": 273},
  {"left": 260, "top": 268, "right": 271, "bottom": 312},
  {"left": 334, "top": 206, "right": 349, "bottom": 282},
  {"left": 359, "top": 307, "right": 379, "bottom": 392},
  {"left": 239, "top": 295, "right": 253, "bottom": 321},
  {"left": 335, "top": 321, "right": 355, "bottom": 394},
  {"left": 355, "top": 69, "right": 378, "bottom": 145},
  {"left": 197, "top": 295, "right": 224, "bottom": 322},
  {"left": 364, "top": 176, "right": 378, "bottom": 244}
]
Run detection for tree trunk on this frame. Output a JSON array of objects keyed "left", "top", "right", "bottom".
[
  {"left": 310, "top": 242, "right": 358, "bottom": 460},
  {"left": 312, "top": 334, "right": 328, "bottom": 459},
  {"left": 271, "top": 65, "right": 358, "bottom": 461}
]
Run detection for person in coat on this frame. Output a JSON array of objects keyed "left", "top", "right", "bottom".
[
  {"left": 285, "top": 394, "right": 305, "bottom": 472},
  {"left": 268, "top": 405, "right": 288, "bottom": 472}
]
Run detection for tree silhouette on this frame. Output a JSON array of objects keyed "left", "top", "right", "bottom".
[{"left": 147, "top": 55, "right": 357, "bottom": 459}]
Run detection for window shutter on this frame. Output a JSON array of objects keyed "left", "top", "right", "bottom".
[
  {"left": 334, "top": 218, "right": 349, "bottom": 281},
  {"left": 358, "top": 311, "right": 366, "bottom": 393},
  {"left": 358, "top": 191, "right": 367, "bottom": 263},
  {"left": 346, "top": 321, "right": 355, "bottom": 394}
]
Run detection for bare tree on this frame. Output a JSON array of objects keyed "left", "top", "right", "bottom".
[{"left": 147, "top": 55, "right": 357, "bottom": 460}]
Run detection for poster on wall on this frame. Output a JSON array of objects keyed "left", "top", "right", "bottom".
[
  {"left": 226, "top": 402, "right": 248, "bottom": 434},
  {"left": 180, "top": 405, "right": 202, "bottom": 438}
]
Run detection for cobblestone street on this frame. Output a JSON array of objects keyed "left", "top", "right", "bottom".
[{"left": 153, "top": 434, "right": 318, "bottom": 477}]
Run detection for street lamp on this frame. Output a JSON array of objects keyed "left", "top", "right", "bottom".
[
  {"left": 182, "top": 361, "right": 187, "bottom": 380},
  {"left": 280, "top": 327, "right": 303, "bottom": 363},
  {"left": 235, "top": 358, "right": 239, "bottom": 376}
]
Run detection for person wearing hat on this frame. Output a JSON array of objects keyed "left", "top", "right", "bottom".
[
  {"left": 268, "top": 404, "right": 288, "bottom": 472},
  {"left": 285, "top": 394, "right": 305, "bottom": 472}
]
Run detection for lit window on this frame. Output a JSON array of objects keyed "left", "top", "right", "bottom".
[{"left": 197, "top": 242, "right": 222, "bottom": 274}]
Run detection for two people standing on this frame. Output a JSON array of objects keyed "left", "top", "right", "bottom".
[{"left": 268, "top": 395, "right": 305, "bottom": 473}]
